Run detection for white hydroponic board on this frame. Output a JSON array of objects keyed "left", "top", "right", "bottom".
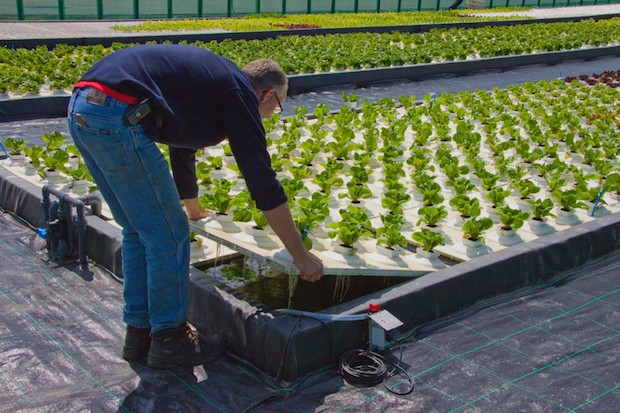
[
  {"left": 189, "top": 218, "right": 439, "bottom": 277},
  {"left": 4, "top": 80, "right": 619, "bottom": 275}
]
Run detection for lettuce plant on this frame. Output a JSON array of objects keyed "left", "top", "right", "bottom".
[
  {"left": 495, "top": 206, "right": 529, "bottom": 230},
  {"left": 342, "top": 92, "right": 359, "bottom": 103},
  {"left": 262, "top": 113, "right": 281, "bottom": 134},
  {"left": 379, "top": 176, "right": 404, "bottom": 192},
  {"left": 42, "top": 131, "right": 66, "bottom": 154},
  {"left": 280, "top": 178, "right": 308, "bottom": 207},
  {"left": 462, "top": 217, "right": 494, "bottom": 242},
  {"left": 320, "top": 158, "right": 345, "bottom": 176},
  {"left": 24, "top": 145, "right": 44, "bottom": 168},
  {"left": 4, "top": 137, "right": 27, "bottom": 155},
  {"left": 41, "top": 150, "right": 69, "bottom": 172},
  {"left": 288, "top": 165, "right": 313, "bottom": 181},
  {"left": 338, "top": 182, "right": 372, "bottom": 203},
  {"left": 328, "top": 206, "right": 372, "bottom": 248},
  {"left": 206, "top": 155, "right": 223, "bottom": 170},
  {"left": 376, "top": 214, "right": 407, "bottom": 250},
  {"left": 311, "top": 171, "right": 344, "bottom": 195},
  {"left": 417, "top": 205, "right": 448, "bottom": 227},
  {"left": 445, "top": 177, "right": 477, "bottom": 196},
  {"left": 270, "top": 154, "right": 289, "bottom": 173},
  {"left": 412, "top": 228, "right": 446, "bottom": 253},
  {"left": 293, "top": 193, "right": 331, "bottom": 250},
  {"left": 528, "top": 198, "right": 556, "bottom": 220},
  {"left": 550, "top": 188, "right": 588, "bottom": 212},
  {"left": 450, "top": 195, "right": 482, "bottom": 219},
  {"left": 199, "top": 178, "right": 242, "bottom": 215},
  {"left": 477, "top": 170, "right": 501, "bottom": 191},
  {"left": 514, "top": 180, "right": 541, "bottom": 200},
  {"left": 251, "top": 208, "right": 269, "bottom": 229},
  {"left": 66, "top": 163, "right": 92, "bottom": 182},
  {"left": 441, "top": 161, "right": 469, "bottom": 181},
  {"left": 381, "top": 191, "right": 411, "bottom": 216},
  {"left": 346, "top": 166, "right": 373, "bottom": 185},
  {"left": 417, "top": 182, "right": 444, "bottom": 207}
]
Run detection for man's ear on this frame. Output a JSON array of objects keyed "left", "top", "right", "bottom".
[{"left": 257, "top": 88, "right": 275, "bottom": 104}]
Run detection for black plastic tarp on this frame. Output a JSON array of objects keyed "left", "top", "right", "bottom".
[{"left": 4, "top": 208, "right": 620, "bottom": 412}]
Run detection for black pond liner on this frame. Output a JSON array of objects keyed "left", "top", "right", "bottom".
[
  {"left": 1, "top": 13, "right": 618, "bottom": 50},
  {"left": 2, "top": 44, "right": 620, "bottom": 122}
]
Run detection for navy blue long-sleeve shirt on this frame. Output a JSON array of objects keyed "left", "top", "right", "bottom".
[{"left": 78, "top": 44, "right": 286, "bottom": 211}]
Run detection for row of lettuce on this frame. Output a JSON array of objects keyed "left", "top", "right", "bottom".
[
  {"left": 1, "top": 18, "right": 619, "bottom": 94},
  {"left": 110, "top": 9, "right": 531, "bottom": 33}
]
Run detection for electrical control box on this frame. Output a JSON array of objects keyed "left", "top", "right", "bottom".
[{"left": 368, "top": 309, "right": 403, "bottom": 352}]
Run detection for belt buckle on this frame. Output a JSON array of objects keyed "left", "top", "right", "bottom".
[{"left": 86, "top": 89, "right": 107, "bottom": 106}]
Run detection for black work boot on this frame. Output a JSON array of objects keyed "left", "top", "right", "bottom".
[
  {"left": 147, "top": 322, "right": 224, "bottom": 369},
  {"left": 122, "top": 325, "right": 152, "bottom": 361}
]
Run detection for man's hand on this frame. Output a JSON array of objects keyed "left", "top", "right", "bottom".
[
  {"left": 262, "top": 202, "right": 325, "bottom": 282},
  {"left": 183, "top": 197, "right": 210, "bottom": 221},
  {"left": 294, "top": 249, "right": 324, "bottom": 282}
]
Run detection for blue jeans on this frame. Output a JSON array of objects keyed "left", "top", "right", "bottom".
[{"left": 67, "top": 88, "right": 190, "bottom": 333}]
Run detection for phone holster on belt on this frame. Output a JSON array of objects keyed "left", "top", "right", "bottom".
[{"left": 124, "top": 99, "right": 153, "bottom": 126}]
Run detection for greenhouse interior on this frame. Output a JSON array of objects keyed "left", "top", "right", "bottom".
[{"left": 2, "top": 3, "right": 620, "bottom": 412}]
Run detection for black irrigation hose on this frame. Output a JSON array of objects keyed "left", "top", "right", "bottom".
[
  {"left": 0, "top": 205, "right": 37, "bottom": 231},
  {"left": 338, "top": 343, "right": 414, "bottom": 395},
  {"left": 273, "top": 311, "right": 414, "bottom": 395}
]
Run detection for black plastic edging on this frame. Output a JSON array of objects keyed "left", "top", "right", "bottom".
[
  {"left": 1, "top": 13, "right": 619, "bottom": 50},
  {"left": 0, "top": 165, "right": 124, "bottom": 276},
  {"left": 2, "top": 44, "right": 619, "bottom": 122},
  {"left": 0, "top": 94, "right": 70, "bottom": 122},
  {"left": 188, "top": 210, "right": 620, "bottom": 381}
]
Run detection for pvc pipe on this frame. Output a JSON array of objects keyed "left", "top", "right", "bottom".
[
  {"left": 277, "top": 308, "right": 369, "bottom": 321},
  {"left": 42, "top": 185, "right": 103, "bottom": 266},
  {"left": 592, "top": 188, "right": 606, "bottom": 217}
]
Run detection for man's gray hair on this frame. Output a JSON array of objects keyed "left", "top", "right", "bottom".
[{"left": 242, "top": 59, "right": 288, "bottom": 95}]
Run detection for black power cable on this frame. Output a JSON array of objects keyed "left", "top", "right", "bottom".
[{"left": 339, "top": 341, "right": 414, "bottom": 395}]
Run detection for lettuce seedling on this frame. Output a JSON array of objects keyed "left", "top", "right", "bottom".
[
  {"left": 4, "top": 137, "right": 27, "bottom": 155},
  {"left": 495, "top": 206, "right": 529, "bottom": 230},
  {"left": 412, "top": 228, "right": 446, "bottom": 252},
  {"left": 485, "top": 187, "right": 511, "bottom": 208},
  {"left": 417, "top": 205, "right": 448, "bottom": 227},
  {"left": 376, "top": 214, "right": 408, "bottom": 249},
  {"left": 339, "top": 182, "right": 372, "bottom": 203},
  {"left": 42, "top": 131, "right": 66, "bottom": 154},
  {"left": 550, "top": 188, "right": 588, "bottom": 212},
  {"left": 381, "top": 191, "right": 411, "bottom": 216},
  {"left": 462, "top": 217, "right": 493, "bottom": 242},
  {"left": 528, "top": 198, "right": 556, "bottom": 220}
]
